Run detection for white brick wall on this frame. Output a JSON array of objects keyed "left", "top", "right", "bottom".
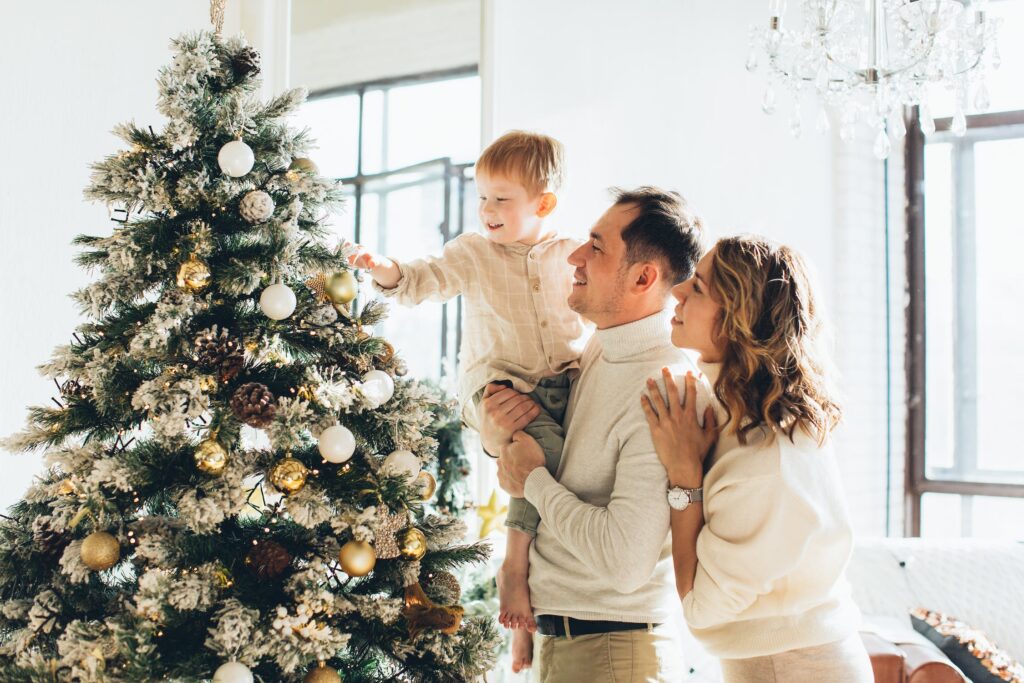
[{"left": 831, "top": 131, "right": 907, "bottom": 537}]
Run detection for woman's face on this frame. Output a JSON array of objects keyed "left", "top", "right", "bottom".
[{"left": 670, "top": 247, "right": 726, "bottom": 362}]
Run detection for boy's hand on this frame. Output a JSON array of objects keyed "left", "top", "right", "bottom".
[
  {"left": 345, "top": 242, "right": 383, "bottom": 270},
  {"left": 342, "top": 240, "right": 401, "bottom": 289}
]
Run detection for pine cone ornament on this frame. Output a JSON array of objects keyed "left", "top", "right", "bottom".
[
  {"left": 239, "top": 190, "right": 275, "bottom": 224},
  {"left": 194, "top": 327, "right": 244, "bottom": 382},
  {"left": 230, "top": 382, "right": 277, "bottom": 427},
  {"left": 245, "top": 540, "right": 292, "bottom": 579},
  {"left": 308, "top": 303, "right": 339, "bottom": 327},
  {"left": 32, "top": 519, "right": 70, "bottom": 561},
  {"left": 423, "top": 570, "right": 462, "bottom": 605},
  {"left": 231, "top": 46, "right": 261, "bottom": 81},
  {"left": 59, "top": 379, "right": 90, "bottom": 400}
]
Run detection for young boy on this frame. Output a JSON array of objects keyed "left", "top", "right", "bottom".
[{"left": 348, "top": 130, "right": 584, "bottom": 672}]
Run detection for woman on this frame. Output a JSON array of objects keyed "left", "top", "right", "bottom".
[{"left": 641, "top": 236, "right": 872, "bottom": 682}]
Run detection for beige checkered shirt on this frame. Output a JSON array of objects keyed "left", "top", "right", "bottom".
[{"left": 373, "top": 231, "right": 586, "bottom": 427}]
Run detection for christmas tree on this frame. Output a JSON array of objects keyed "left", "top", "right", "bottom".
[{"left": 0, "top": 30, "right": 499, "bottom": 682}]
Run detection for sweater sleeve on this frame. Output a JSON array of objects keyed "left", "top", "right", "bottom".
[
  {"left": 523, "top": 422, "right": 670, "bottom": 594},
  {"left": 372, "top": 233, "right": 475, "bottom": 305},
  {"left": 681, "top": 443, "right": 823, "bottom": 630}
]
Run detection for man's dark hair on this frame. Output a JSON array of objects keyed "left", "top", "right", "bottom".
[{"left": 611, "top": 186, "right": 704, "bottom": 286}]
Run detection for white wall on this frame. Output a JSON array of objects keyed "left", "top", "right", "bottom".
[
  {"left": 291, "top": 0, "right": 479, "bottom": 91},
  {"left": 484, "top": 0, "right": 893, "bottom": 536},
  {"left": 0, "top": 2, "right": 244, "bottom": 511}
]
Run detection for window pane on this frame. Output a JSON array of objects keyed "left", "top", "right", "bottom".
[
  {"left": 974, "top": 138, "right": 1024, "bottom": 477},
  {"left": 921, "top": 493, "right": 963, "bottom": 538},
  {"left": 361, "top": 90, "right": 385, "bottom": 176},
  {"left": 385, "top": 76, "right": 481, "bottom": 170},
  {"left": 921, "top": 493, "right": 1024, "bottom": 539},
  {"left": 971, "top": 496, "right": 1024, "bottom": 539},
  {"left": 362, "top": 166, "right": 450, "bottom": 381},
  {"left": 293, "top": 95, "right": 360, "bottom": 178},
  {"left": 924, "top": 142, "right": 955, "bottom": 472}
]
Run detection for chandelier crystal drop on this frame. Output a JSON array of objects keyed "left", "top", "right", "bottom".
[{"left": 749, "top": 0, "right": 1000, "bottom": 158}]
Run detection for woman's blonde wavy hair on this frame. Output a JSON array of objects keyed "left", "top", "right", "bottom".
[{"left": 708, "top": 236, "right": 841, "bottom": 445}]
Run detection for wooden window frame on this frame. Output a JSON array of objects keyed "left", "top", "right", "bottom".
[{"left": 903, "top": 107, "right": 1024, "bottom": 535}]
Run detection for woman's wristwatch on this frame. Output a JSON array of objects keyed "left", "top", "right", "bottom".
[{"left": 667, "top": 486, "right": 703, "bottom": 511}]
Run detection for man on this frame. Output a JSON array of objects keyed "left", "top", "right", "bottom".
[{"left": 479, "top": 186, "right": 705, "bottom": 682}]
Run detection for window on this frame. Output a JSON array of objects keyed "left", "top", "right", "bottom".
[
  {"left": 904, "top": 63, "right": 1024, "bottom": 536},
  {"left": 292, "top": 69, "right": 480, "bottom": 383}
]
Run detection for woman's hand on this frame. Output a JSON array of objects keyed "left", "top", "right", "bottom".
[{"left": 641, "top": 368, "right": 717, "bottom": 488}]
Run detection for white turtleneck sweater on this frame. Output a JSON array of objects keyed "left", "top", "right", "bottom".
[
  {"left": 681, "top": 361, "right": 861, "bottom": 659},
  {"left": 523, "top": 310, "right": 700, "bottom": 624}
]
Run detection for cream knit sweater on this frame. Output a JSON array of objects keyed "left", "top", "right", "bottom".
[
  {"left": 681, "top": 361, "right": 861, "bottom": 659},
  {"left": 523, "top": 310, "right": 700, "bottom": 624}
]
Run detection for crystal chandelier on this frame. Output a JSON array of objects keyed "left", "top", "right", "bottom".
[{"left": 748, "top": 0, "right": 1001, "bottom": 158}]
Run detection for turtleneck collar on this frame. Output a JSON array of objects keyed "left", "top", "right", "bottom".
[
  {"left": 594, "top": 310, "right": 673, "bottom": 362},
  {"left": 697, "top": 358, "right": 722, "bottom": 385}
]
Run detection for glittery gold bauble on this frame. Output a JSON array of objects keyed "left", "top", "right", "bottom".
[
  {"left": 57, "top": 480, "right": 77, "bottom": 496},
  {"left": 303, "top": 663, "right": 342, "bottom": 683},
  {"left": 338, "top": 540, "right": 376, "bottom": 576},
  {"left": 399, "top": 527, "right": 428, "bottom": 561},
  {"left": 324, "top": 271, "right": 358, "bottom": 305},
  {"left": 80, "top": 531, "right": 120, "bottom": 571},
  {"left": 194, "top": 438, "right": 228, "bottom": 476},
  {"left": 289, "top": 157, "right": 320, "bottom": 175},
  {"left": 414, "top": 471, "right": 437, "bottom": 501},
  {"left": 268, "top": 457, "right": 309, "bottom": 494},
  {"left": 176, "top": 254, "right": 211, "bottom": 292}
]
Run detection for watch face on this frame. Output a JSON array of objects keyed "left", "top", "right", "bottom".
[{"left": 667, "top": 489, "right": 689, "bottom": 509}]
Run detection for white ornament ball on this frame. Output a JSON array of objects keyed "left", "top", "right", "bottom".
[
  {"left": 218, "top": 140, "right": 255, "bottom": 177},
  {"left": 361, "top": 370, "right": 395, "bottom": 406},
  {"left": 319, "top": 425, "right": 356, "bottom": 463},
  {"left": 213, "top": 661, "right": 254, "bottom": 683},
  {"left": 259, "top": 283, "right": 296, "bottom": 320},
  {"left": 239, "top": 190, "right": 275, "bottom": 224},
  {"left": 383, "top": 449, "right": 420, "bottom": 482}
]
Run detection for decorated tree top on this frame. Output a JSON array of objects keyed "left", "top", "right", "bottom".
[{"left": 0, "top": 30, "right": 498, "bottom": 683}]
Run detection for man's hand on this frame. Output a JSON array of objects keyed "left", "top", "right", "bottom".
[
  {"left": 478, "top": 383, "right": 540, "bottom": 457},
  {"left": 497, "top": 432, "right": 546, "bottom": 498}
]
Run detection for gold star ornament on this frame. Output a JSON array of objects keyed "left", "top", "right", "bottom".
[{"left": 476, "top": 490, "right": 507, "bottom": 539}]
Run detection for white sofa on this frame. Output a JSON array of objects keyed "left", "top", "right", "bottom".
[{"left": 846, "top": 537, "right": 1024, "bottom": 663}]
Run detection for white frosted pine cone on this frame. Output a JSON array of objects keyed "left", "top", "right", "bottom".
[{"left": 239, "top": 190, "right": 275, "bottom": 224}]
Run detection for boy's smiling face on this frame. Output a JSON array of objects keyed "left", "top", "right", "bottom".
[{"left": 476, "top": 172, "right": 554, "bottom": 246}]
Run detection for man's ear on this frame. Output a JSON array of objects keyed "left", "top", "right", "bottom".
[
  {"left": 536, "top": 192, "right": 558, "bottom": 218},
  {"left": 633, "top": 262, "right": 661, "bottom": 293}
]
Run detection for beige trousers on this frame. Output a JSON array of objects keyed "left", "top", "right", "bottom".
[
  {"left": 535, "top": 627, "right": 684, "bottom": 683},
  {"left": 719, "top": 634, "right": 873, "bottom": 683}
]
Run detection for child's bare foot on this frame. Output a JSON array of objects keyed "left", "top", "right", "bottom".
[
  {"left": 511, "top": 628, "right": 533, "bottom": 673},
  {"left": 497, "top": 564, "right": 537, "bottom": 632}
]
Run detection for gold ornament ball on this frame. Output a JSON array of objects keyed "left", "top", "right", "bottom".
[
  {"left": 414, "top": 471, "right": 437, "bottom": 501},
  {"left": 338, "top": 540, "right": 376, "bottom": 576},
  {"left": 269, "top": 457, "right": 309, "bottom": 494},
  {"left": 303, "top": 664, "right": 342, "bottom": 683},
  {"left": 195, "top": 438, "right": 229, "bottom": 476},
  {"left": 324, "top": 271, "right": 358, "bottom": 305},
  {"left": 176, "top": 254, "right": 211, "bottom": 292},
  {"left": 81, "top": 531, "right": 120, "bottom": 571},
  {"left": 289, "top": 157, "right": 320, "bottom": 175},
  {"left": 399, "top": 527, "right": 428, "bottom": 561}
]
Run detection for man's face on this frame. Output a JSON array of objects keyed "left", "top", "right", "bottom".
[{"left": 566, "top": 202, "right": 639, "bottom": 328}]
